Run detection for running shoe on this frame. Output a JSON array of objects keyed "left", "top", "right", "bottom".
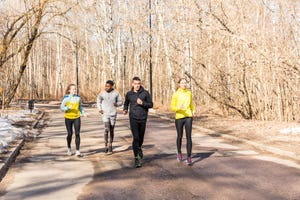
[
  {"left": 67, "top": 148, "right": 72, "bottom": 156},
  {"left": 108, "top": 143, "right": 113, "bottom": 154},
  {"left": 177, "top": 153, "right": 183, "bottom": 162},
  {"left": 104, "top": 146, "right": 108, "bottom": 153},
  {"left": 186, "top": 157, "right": 192, "bottom": 166},
  {"left": 75, "top": 150, "right": 82, "bottom": 157},
  {"left": 135, "top": 157, "right": 142, "bottom": 168}
]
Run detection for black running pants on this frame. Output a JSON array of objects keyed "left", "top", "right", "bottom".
[
  {"left": 65, "top": 117, "right": 81, "bottom": 150},
  {"left": 130, "top": 118, "right": 146, "bottom": 157},
  {"left": 175, "top": 117, "right": 192, "bottom": 157}
]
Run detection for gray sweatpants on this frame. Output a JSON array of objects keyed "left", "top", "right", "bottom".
[{"left": 103, "top": 115, "right": 117, "bottom": 145}]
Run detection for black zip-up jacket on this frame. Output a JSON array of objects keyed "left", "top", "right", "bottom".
[{"left": 123, "top": 86, "right": 153, "bottom": 120}]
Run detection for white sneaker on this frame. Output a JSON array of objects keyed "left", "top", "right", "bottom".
[
  {"left": 67, "top": 148, "right": 72, "bottom": 156},
  {"left": 75, "top": 150, "right": 82, "bottom": 157}
]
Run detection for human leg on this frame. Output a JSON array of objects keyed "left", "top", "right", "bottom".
[
  {"left": 185, "top": 117, "right": 193, "bottom": 157},
  {"left": 137, "top": 120, "right": 146, "bottom": 159},
  {"left": 74, "top": 117, "right": 81, "bottom": 151},
  {"left": 130, "top": 118, "right": 140, "bottom": 157},
  {"left": 175, "top": 118, "right": 185, "bottom": 154},
  {"left": 109, "top": 124, "right": 115, "bottom": 143},
  {"left": 185, "top": 117, "right": 193, "bottom": 165},
  {"left": 107, "top": 116, "right": 116, "bottom": 153},
  {"left": 175, "top": 118, "right": 185, "bottom": 161},
  {"left": 104, "top": 122, "right": 110, "bottom": 152},
  {"left": 109, "top": 115, "right": 116, "bottom": 144},
  {"left": 65, "top": 118, "right": 74, "bottom": 149},
  {"left": 107, "top": 125, "right": 114, "bottom": 153}
]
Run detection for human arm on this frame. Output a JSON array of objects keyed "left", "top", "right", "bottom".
[
  {"left": 137, "top": 91, "right": 153, "bottom": 109},
  {"left": 60, "top": 97, "right": 71, "bottom": 111},
  {"left": 123, "top": 93, "right": 129, "bottom": 114},
  {"left": 190, "top": 92, "right": 195, "bottom": 117},
  {"left": 170, "top": 92, "right": 178, "bottom": 112},
  {"left": 79, "top": 97, "right": 86, "bottom": 116},
  {"left": 115, "top": 93, "right": 123, "bottom": 107},
  {"left": 96, "top": 94, "right": 103, "bottom": 113}
]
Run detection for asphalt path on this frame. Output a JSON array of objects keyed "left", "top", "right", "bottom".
[{"left": 1, "top": 105, "right": 300, "bottom": 200}]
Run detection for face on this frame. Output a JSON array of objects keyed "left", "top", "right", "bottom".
[
  {"left": 69, "top": 85, "right": 77, "bottom": 95},
  {"left": 132, "top": 80, "right": 141, "bottom": 92},
  {"left": 179, "top": 79, "right": 187, "bottom": 89},
  {"left": 105, "top": 83, "right": 112, "bottom": 92}
]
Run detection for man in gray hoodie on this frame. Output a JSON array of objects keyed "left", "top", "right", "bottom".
[{"left": 97, "top": 80, "right": 123, "bottom": 154}]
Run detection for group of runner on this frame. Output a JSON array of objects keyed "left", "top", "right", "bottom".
[{"left": 60, "top": 77, "right": 195, "bottom": 168}]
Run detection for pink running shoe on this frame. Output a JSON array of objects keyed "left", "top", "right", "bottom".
[{"left": 177, "top": 153, "right": 183, "bottom": 162}]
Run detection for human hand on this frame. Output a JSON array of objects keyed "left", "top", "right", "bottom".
[
  {"left": 123, "top": 110, "right": 128, "bottom": 115},
  {"left": 137, "top": 98, "right": 143, "bottom": 105},
  {"left": 113, "top": 102, "right": 117, "bottom": 107},
  {"left": 99, "top": 109, "right": 103, "bottom": 114},
  {"left": 81, "top": 111, "right": 87, "bottom": 117}
]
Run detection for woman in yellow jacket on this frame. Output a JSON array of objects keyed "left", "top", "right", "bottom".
[
  {"left": 60, "top": 84, "right": 85, "bottom": 157},
  {"left": 170, "top": 78, "right": 195, "bottom": 165}
]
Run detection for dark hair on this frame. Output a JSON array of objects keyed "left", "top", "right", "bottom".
[
  {"left": 132, "top": 76, "right": 141, "bottom": 81},
  {"left": 106, "top": 80, "right": 114, "bottom": 86},
  {"left": 65, "top": 84, "right": 76, "bottom": 94}
]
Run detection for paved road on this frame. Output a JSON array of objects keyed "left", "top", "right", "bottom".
[{"left": 1, "top": 105, "right": 300, "bottom": 200}]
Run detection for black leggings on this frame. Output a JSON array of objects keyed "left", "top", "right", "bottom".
[
  {"left": 65, "top": 117, "right": 81, "bottom": 150},
  {"left": 175, "top": 117, "right": 192, "bottom": 157},
  {"left": 130, "top": 118, "right": 146, "bottom": 157},
  {"left": 104, "top": 122, "right": 115, "bottom": 145}
]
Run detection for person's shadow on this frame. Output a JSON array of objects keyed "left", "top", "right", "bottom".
[
  {"left": 83, "top": 144, "right": 155, "bottom": 156},
  {"left": 189, "top": 150, "right": 216, "bottom": 166}
]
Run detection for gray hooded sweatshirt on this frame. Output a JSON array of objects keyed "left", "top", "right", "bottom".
[{"left": 97, "top": 89, "right": 123, "bottom": 117}]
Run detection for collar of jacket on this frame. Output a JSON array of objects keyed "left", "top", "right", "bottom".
[
  {"left": 178, "top": 88, "right": 188, "bottom": 92},
  {"left": 131, "top": 86, "right": 144, "bottom": 93},
  {"left": 106, "top": 88, "right": 114, "bottom": 93}
]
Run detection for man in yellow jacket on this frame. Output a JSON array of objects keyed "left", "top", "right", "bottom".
[{"left": 171, "top": 78, "right": 195, "bottom": 165}]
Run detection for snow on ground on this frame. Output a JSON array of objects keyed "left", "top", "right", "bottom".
[
  {"left": 0, "top": 109, "right": 38, "bottom": 153},
  {"left": 279, "top": 127, "right": 300, "bottom": 135}
]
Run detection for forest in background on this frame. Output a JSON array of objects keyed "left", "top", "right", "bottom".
[{"left": 0, "top": 0, "right": 299, "bottom": 121}]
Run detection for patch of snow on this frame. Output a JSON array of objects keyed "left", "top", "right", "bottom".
[
  {"left": 279, "top": 127, "right": 300, "bottom": 135},
  {"left": 0, "top": 110, "right": 37, "bottom": 153}
]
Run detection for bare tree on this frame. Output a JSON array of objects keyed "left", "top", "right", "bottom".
[{"left": 1, "top": 0, "right": 299, "bottom": 121}]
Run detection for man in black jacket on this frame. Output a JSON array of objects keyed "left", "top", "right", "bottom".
[{"left": 123, "top": 76, "right": 153, "bottom": 168}]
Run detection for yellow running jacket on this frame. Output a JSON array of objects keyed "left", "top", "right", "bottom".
[
  {"left": 170, "top": 88, "right": 195, "bottom": 119},
  {"left": 60, "top": 94, "right": 84, "bottom": 119}
]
